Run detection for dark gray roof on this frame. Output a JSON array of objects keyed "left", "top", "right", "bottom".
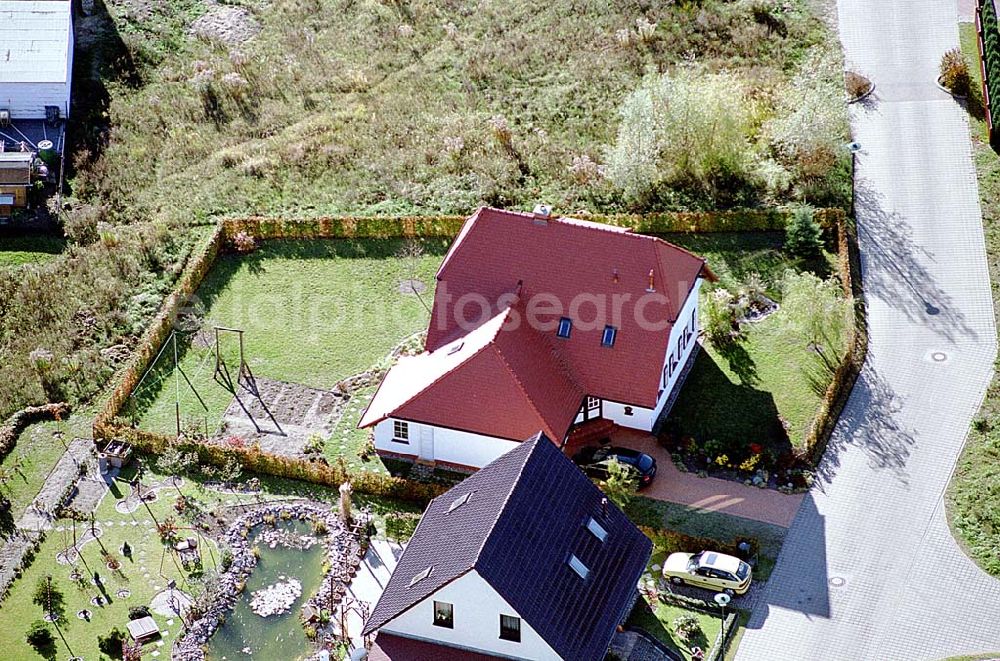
[{"left": 363, "top": 433, "right": 652, "bottom": 661}]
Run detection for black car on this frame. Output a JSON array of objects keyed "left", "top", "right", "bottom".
[{"left": 572, "top": 445, "right": 657, "bottom": 487}]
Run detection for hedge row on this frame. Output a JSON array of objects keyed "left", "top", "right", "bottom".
[
  {"left": 981, "top": 0, "right": 1000, "bottom": 140},
  {"left": 799, "top": 213, "right": 867, "bottom": 463},
  {"left": 637, "top": 524, "right": 760, "bottom": 561},
  {"left": 92, "top": 224, "right": 226, "bottom": 440},
  {"left": 106, "top": 426, "right": 447, "bottom": 505},
  {"left": 221, "top": 207, "right": 845, "bottom": 241},
  {"left": 0, "top": 403, "right": 70, "bottom": 464}
]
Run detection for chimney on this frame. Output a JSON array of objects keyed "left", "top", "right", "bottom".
[
  {"left": 532, "top": 203, "right": 552, "bottom": 225},
  {"left": 601, "top": 497, "right": 608, "bottom": 515},
  {"left": 646, "top": 269, "right": 656, "bottom": 292}
]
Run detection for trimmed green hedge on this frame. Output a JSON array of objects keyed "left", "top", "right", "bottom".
[{"left": 982, "top": 0, "right": 1000, "bottom": 140}]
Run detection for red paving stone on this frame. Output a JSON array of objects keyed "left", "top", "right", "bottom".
[{"left": 600, "top": 427, "right": 804, "bottom": 528}]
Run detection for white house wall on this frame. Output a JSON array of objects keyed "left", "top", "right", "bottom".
[
  {"left": 603, "top": 400, "right": 656, "bottom": 431},
  {"left": 0, "top": 82, "right": 71, "bottom": 119},
  {"left": 652, "top": 278, "right": 702, "bottom": 418},
  {"left": 373, "top": 418, "right": 521, "bottom": 470},
  {"left": 379, "top": 570, "right": 561, "bottom": 660}
]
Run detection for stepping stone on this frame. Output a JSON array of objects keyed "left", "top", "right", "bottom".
[
  {"left": 131, "top": 521, "right": 139, "bottom": 526},
  {"left": 151, "top": 651, "right": 159, "bottom": 657},
  {"left": 156, "top": 641, "right": 164, "bottom": 647},
  {"left": 167, "top": 619, "right": 174, "bottom": 626}
]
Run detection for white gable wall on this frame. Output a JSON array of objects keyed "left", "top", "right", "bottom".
[
  {"left": 373, "top": 418, "right": 521, "bottom": 470},
  {"left": 379, "top": 570, "right": 561, "bottom": 660}
]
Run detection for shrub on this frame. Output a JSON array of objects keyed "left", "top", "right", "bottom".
[
  {"left": 26, "top": 620, "right": 54, "bottom": 654},
  {"left": 784, "top": 206, "right": 823, "bottom": 258},
  {"left": 599, "top": 458, "right": 639, "bottom": 509},
  {"left": 605, "top": 69, "right": 759, "bottom": 207},
  {"left": 128, "top": 605, "right": 151, "bottom": 620},
  {"left": 764, "top": 46, "right": 850, "bottom": 207},
  {"left": 844, "top": 71, "right": 872, "bottom": 100},
  {"left": 98, "top": 626, "right": 127, "bottom": 658},
  {"left": 673, "top": 614, "right": 701, "bottom": 642},
  {"left": 939, "top": 48, "right": 971, "bottom": 97}
]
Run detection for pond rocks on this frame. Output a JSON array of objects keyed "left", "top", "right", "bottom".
[{"left": 249, "top": 578, "right": 302, "bottom": 617}]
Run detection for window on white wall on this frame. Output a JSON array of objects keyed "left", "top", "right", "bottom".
[
  {"left": 433, "top": 601, "right": 454, "bottom": 628},
  {"left": 500, "top": 614, "right": 521, "bottom": 642},
  {"left": 392, "top": 420, "right": 409, "bottom": 443}
]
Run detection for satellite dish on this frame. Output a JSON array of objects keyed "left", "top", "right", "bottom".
[{"left": 714, "top": 592, "right": 731, "bottom": 607}]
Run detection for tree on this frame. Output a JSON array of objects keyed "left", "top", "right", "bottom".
[
  {"left": 26, "top": 620, "right": 54, "bottom": 656},
  {"left": 784, "top": 206, "right": 823, "bottom": 259},
  {"left": 97, "top": 627, "right": 127, "bottom": 659},
  {"left": 600, "top": 459, "right": 639, "bottom": 509},
  {"left": 32, "top": 575, "right": 63, "bottom": 620},
  {"left": 156, "top": 446, "right": 198, "bottom": 497}
]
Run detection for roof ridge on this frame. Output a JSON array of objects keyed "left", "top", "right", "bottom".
[
  {"left": 471, "top": 434, "right": 544, "bottom": 572},
  {"left": 360, "top": 318, "right": 504, "bottom": 427}
]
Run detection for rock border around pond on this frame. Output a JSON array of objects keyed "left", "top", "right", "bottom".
[{"left": 171, "top": 502, "right": 368, "bottom": 661}]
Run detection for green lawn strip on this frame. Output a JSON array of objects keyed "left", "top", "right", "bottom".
[
  {"left": 129, "top": 238, "right": 446, "bottom": 436},
  {"left": 0, "top": 235, "right": 67, "bottom": 269},
  {"left": 947, "top": 24, "right": 1000, "bottom": 578},
  {"left": 937, "top": 655, "right": 1000, "bottom": 661},
  {"left": 1, "top": 411, "right": 95, "bottom": 522},
  {"left": 627, "top": 498, "right": 787, "bottom": 581}
]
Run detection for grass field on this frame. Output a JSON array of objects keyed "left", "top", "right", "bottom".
[
  {"left": 664, "top": 232, "right": 848, "bottom": 457},
  {"left": 0, "top": 236, "right": 67, "bottom": 269},
  {"left": 947, "top": 23, "right": 1000, "bottom": 577},
  {"left": 127, "top": 238, "right": 447, "bottom": 436}
]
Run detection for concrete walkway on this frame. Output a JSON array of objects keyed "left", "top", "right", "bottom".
[
  {"left": 617, "top": 431, "right": 803, "bottom": 528},
  {"left": 737, "top": 2, "right": 1000, "bottom": 660}
]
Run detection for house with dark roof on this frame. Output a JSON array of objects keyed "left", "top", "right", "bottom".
[
  {"left": 359, "top": 205, "right": 713, "bottom": 471},
  {"left": 362, "top": 433, "right": 653, "bottom": 660}
]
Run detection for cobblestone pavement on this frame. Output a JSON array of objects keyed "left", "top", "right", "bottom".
[{"left": 736, "top": 1, "right": 1000, "bottom": 660}]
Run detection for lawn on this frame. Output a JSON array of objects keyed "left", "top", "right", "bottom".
[
  {"left": 127, "top": 238, "right": 447, "bottom": 438},
  {"left": 0, "top": 235, "right": 66, "bottom": 269},
  {"left": 663, "top": 232, "right": 850, "bottom": 460},
  {"left": 947, "top": 23, "right": 1000, "bottom": 577},
  {"left": 0, "top": 463, "right": 227, "bottom": 660},
  {"left": 628, "top": 598, "right": 724, "bottom": 661},
  {"left": 0, "top": 411, "right": 94, "bottom": 524}
]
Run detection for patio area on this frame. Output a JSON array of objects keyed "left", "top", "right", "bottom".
[{"left": 572, "top": 426, "right": 803, "bottom": 528}]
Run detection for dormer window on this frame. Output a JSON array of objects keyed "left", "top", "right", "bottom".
[
  {"left": 601, "top": 325, "right": 617, "bottom": 347},
  {"left": 586, "top": 517, "right": 608, "bottom": 542},
  {"left": 568, "top": 554, "right": 589, "bottom": 579},
  {"left": 557, "top": 317, "right": 572, "bottom": 339}
]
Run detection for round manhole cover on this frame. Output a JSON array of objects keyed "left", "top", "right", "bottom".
[
  {"left": 931, "top": 351, "right": 948, "bottom": 363},
  {"left": 828, "top": 576, "right": 846, "bottom": 588}
]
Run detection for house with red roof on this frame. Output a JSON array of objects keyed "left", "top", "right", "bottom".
[{"left": 359, "top": 206, "right": 713, "bottom": 471}]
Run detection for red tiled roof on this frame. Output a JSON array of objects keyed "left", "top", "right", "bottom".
[
  {"left": 428, "top": 207, "right": 707, "bottom": 407},
  {"left": 360, "top": 304, "right": 585, "bottom": 441},
  {"left": 368, "top": 633, "right": 508, "bottom": 661}
]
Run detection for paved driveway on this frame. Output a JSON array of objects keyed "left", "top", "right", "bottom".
[
  {"left": 736, "top": 2, "right": 1000, "bottom": 660},
  {"left": 612, "top": 429, "right": 803, "bottom": 528}
]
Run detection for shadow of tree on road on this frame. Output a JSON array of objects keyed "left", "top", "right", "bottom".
[
  {"left": 814, "top": 361, "right": 916, "bottom": 488},
  {"left": 854, "top": 177, "right": 977, "bottom": 344}
]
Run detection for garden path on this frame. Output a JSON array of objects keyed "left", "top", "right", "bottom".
[{"left": 737, "top": 0, "right": 1000, "bottom": 658}]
